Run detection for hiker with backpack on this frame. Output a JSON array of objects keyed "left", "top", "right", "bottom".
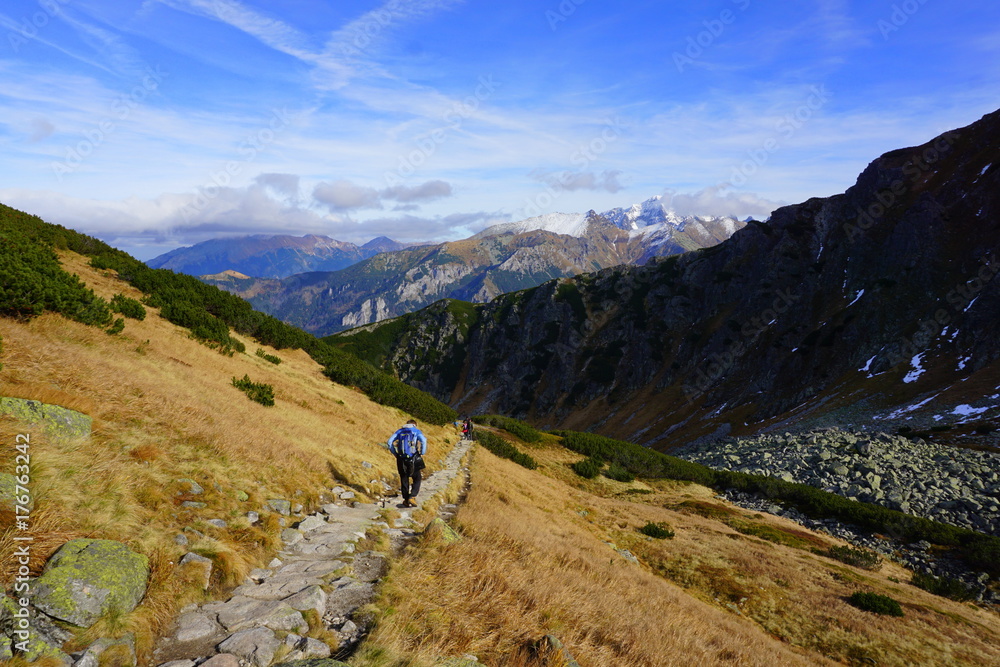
[
  {"left": 462, "top": 418, "right": 474, "bottom": 440},
  {"left": 387, "top": 419, "right": 427, "bottom": 508}
]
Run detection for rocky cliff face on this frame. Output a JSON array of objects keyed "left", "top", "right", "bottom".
[
  {"left": 237, "top": 212, "right": 743, "bottom": 336},
  {"left": 332, "top": 109, "right": 1000, "bottom": 448}
]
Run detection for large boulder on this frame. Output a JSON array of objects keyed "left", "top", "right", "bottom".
[{"left": 32, "top": 539, "right": 149, "bottom": 628}]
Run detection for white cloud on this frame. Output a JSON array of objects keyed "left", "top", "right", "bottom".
[
  {"left": 312, "top": 180, "right": 382, "bottom": 210},
  {"left": 530, "top": 169, "right": 625, "bottom": 193},
  {"left": 255, "top": 173, "right": 300, "bottom": 198},
  {"left": 381, "top": 179, "right": 452, "bottom": 202},
  {"left": 665, "top": 185, "right": 784, "bottom": 220},
  {"left": 312, "top": 178, "right": 454, "bottom": 210}
]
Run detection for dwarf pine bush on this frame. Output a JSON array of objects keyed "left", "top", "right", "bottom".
[
  {"left": 110, "top": 293, "right": 146, "bottom": 320},
  {"left": 639, "top": 522, "right": 674, "bottom": 539},
  {"left": 255, "top": 348, "right": 282, "bottom": 364},
  {"left": 571, "top": 457, "right": 601, "bottom": 479},
  {"left": 847, "top": 591, "right": 903, "bottom": 616},
  {"left": 232, "top": 375, "right": 275, "bottom": 406}
]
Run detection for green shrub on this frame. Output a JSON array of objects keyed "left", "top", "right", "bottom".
[
  {"left": 571, "top": 457, "right": 601, "bottom": 479},
  {"left": 604, "top": 462, "right": 635, "bottom": 483},
  {"left": 110, "top": 293, "right": 146, "bottom": 320},
  {"left": 313, "top": 344, "right": 456, "bottom": 425},
  {"left": 639, "top": 522, "right": 674, "bottom": 539},
  {"left": 0, "top": 206, "right": 113, "bottom": 327},
  {"left": 820, "top": 545, "right": 883, "bottom": 571},
  {"left": 472, "top": 415, "right": 542, "bottom": 443},
  {"left": 910, "top": 572, "right": 974, "bottom": 601},
  {"left": 256, "top": 348, "right": 282, "bottom": 364},
  {"left": 106, "top": 317, "right": 125, "bottom": 335},
  {"left": 231, "top": 374, "right": 275, "bottom": 407},
  {"left": 477, "top": 430, "right": 538, "bottom": 470},
  {"left": 847, "top": 591, "right": 903, "bottom": 616}
]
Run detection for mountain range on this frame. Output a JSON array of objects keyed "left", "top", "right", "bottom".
[
  {"left": 197, "top": 199, "right": 744, "bottom": 336},
  {"left": 330, "top": 109, "right": 1000, "bottom": 449},
  {"left": 147, "top": 233, "right": 413, "bottom": 278}
]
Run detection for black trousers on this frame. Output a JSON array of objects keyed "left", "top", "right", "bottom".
[{"left": 396, "top": 456, "right": 422, "bottom": 499}]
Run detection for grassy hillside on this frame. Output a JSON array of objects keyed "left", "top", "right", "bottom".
[
  {"left": 0, "top": 202, "right": 456, "bottom": 426},
  {"left": 0, "top": 245, "right": 458, "bottom": 662},
  {"left": 356, "top": 430, "right": 1000, "bottom": 666}
]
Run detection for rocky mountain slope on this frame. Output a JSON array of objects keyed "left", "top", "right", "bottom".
[
  {"left": 147, "top": 234, "right": 412, "bottom": 278},
  {"left": 675, "top": 427, "right": 1000, "bottom": 535},
  {"left": 331, "top": 109, "right": 1000, "bottom": 448},
  {"left": 213, "top": 209, "right": 743, "bottom": 336}
]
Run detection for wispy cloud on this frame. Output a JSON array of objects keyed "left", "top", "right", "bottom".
[
  {"left": 530, "top": 169, "right": 625, "bottom": 193},
  {"left": 312, "top": 178, "right": 455, "bottom": 211}
]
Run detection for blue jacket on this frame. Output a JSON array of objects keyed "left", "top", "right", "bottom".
[{"left": 388, "top": 426, "right": 427, "bottom": 457}]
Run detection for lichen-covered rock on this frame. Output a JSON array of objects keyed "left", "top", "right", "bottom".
[
  {"left": 32, "top": 539, "right": 149, "bottom": 628},
  {"left": 18, "top": 632, "right": 72, "bottom": 664},
  {"left": 176, "top": 478, "right": 204, "bottom": 495},
  {"left": 0, "top": 472, "right": 33, "bottom": 512},
  {"left": 0, "top": 397, "right": 91, "bottom": 439},
  {"left": 267, "top": 499, "right": 292, "bottom": 515}
]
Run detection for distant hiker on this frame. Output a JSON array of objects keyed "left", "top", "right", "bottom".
[
  {"left": 388, "top": 419, "right": 427, "bottom": 508},
  {"left": 462, "top": 418, "right": 474, "bottom": 440}
]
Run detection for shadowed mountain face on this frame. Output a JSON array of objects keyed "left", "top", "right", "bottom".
[
  {"left": 331, "top": 109, "right": 1000, "bottom": 449},
  {"left": 208, "top": 212, "right": 744, "bottom": 336},
  {"left": 147, "top": 234, "right": 410, "bottom": 278}
]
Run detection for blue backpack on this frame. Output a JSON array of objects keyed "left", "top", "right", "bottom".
[{"left": 393, "top": 429, "right": 419, "bottom": 457}]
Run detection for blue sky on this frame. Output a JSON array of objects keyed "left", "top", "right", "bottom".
[{"left": 1, "top": 0, "right": 998, "bottom": 259}]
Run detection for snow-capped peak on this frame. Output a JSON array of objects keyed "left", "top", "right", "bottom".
[
  {"left": 475, "top": 195, "right": 743, "bottom": 241},
  {"left": 472, "top": 212, "right": 589, "bottom": 239}
]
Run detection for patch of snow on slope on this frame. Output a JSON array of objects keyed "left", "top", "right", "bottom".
[
  {"left": 847, "top": 289, "right": 865, "bottom": 307},
  {"left": 902, "top": 353, "right": 925, "bottom": 383},
  {"left": 859, "top": 355, "right": 876, "bottom": 373},
  {"left": 880, "top": 393, "right": 942, "bottom": 420},
  {"left": 474, "top": 212, "right": 588, "bottom": 239}
]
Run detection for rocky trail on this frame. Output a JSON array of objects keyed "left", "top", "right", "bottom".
[{"left": 153, "top": 437, "right": 474, "bottom": 667}]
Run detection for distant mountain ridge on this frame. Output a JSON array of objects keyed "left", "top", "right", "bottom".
[
  {"left": 147, "top": 233, "right": 412, "bottom": 278},
  {"left": 209, "top": 205, "right": 745, "bottom": 336},
  {"left": 329, "top": 109, "right": 1000, "bottom": 448}
]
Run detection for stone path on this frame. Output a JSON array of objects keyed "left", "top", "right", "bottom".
[{"left": 154, "top": 438, "right": 474, "bottom": 667}]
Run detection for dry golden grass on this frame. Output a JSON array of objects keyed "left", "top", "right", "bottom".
[
  {"left": 0, "top": 250, "right": 453, "bottom": 661},
  {"left": 356, "top": 447, "right": 829, "bottom": 667},
  {"left": 357, "top": 440, "right": 1000, "bottom": 667}
]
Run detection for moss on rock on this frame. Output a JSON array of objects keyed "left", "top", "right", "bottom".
[
  {"left": 32, "top": 539, "right": 149, "bottom": 628},
  {"left": 0, "top": 397, "right": 92, "bottom": 439}
]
